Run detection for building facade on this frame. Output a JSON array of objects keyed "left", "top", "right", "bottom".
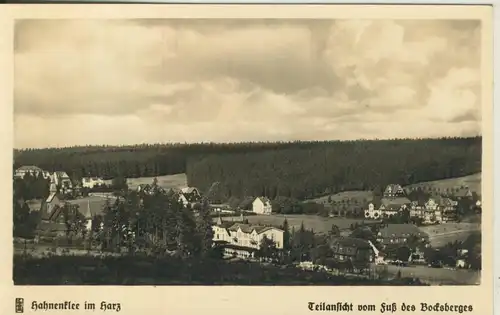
[
  {"left": 212, "top": 218, "right": 284, "bottom": 258},
  {"left": 364, "top": 197, "right": 411, "bottom": 219},
  {"left": 376, "top": 224, "right": 429, "bottom": 247},
  {"left": 15, "top": 165, "right": 50, "bottom": 179},
  {"left": 81, "top": 177, "right": 105, "bottom": 189},
  {"left": 329, "top": 237, "right": 373, "bottom": 270},
  {"left": 252, "top": 197, "right": 272, "bottom": 215}
]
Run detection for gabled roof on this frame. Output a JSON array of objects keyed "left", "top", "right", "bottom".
[
  {"left": 229, "top": 223, "right": 253, "bottom": 233},
  {"left": 384, "top": 184, "right": 404, "bottom": 194},
  {"left": 181, "top": 187, "right": 199, "bottom": 194},
  {"left": 54, "top": 171, "right": 70, "bottom": 178},
  {"left": 238, "top": 197, "right": 255, "bottom": 209},
  {"left": 40, "top": 202, "right": 63, "bottom": 221},
  {"left": 46, "top": 192, "right": 58, "bottom": 203},
  {"left": 227, "top": 223, "right": 282, "bottom": 235},
  {"left": 428, "top": 196, "right": 457, "bottom": 207},
  {"left": 379, "top": 197, "right": 411, "bottom": 210},
  {"left": 255, "top": 196, "right": 271, "bottom": 204}
]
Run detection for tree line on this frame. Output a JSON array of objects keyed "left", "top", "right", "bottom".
[
  {"left": 187, "top": 137, "right": 481, "bottom": 200},
  {"left": 14, "top": 138, "right": 480, "bottom": 193},
  {"left": 14, "top": 142, "right": 317, "bottom": 180}
]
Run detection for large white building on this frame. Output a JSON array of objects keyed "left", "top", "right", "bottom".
[
  {"left": 14, "top": 165, "right": 50, "bottom": 179},
  {"left": 252, "top": 197, "right": 272, "bottom": 215},
  {"left": 212, "top": 217, "right": 284, "bottom": 259},
  {"left": 81, "top": 177, "right": 105, "bottom": 189}
]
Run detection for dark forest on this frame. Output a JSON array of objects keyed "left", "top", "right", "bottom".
[{"left": 14, "top": 137, "right": 481, "bottom": 200}]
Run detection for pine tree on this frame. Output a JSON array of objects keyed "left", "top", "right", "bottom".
[
  {"left": 282, "top": 218, "right": 290, "bottom": 250},
  {"left": 196, "top": 199, "right": 214, "bottom": 258},
  {"left": 176, "top": 207, "right": 197, "bottom": 257}
]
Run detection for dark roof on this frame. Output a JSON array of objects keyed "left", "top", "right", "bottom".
[
  {"left": 330, "top": 237, "right": 371, "bottom": 249},
  {"left": 381, "top": 197, "right": 411, "bottom": 206},
  {"left": 218, "top": 221, "right": 237, "bottom": 229},
  {"left": 229, "top": 223, "right": 253, "bottom": 233},
  {"left": 455, "top": 188, "right": 472, "bottom": 198},
  {"left": 39, "top": 201, "right": 63, "bottom": 221},
  {"left": 378, "top": 224, "right": 428, "bottom": 238},
  {"left": 238, "top": 197, "right": 255, "bottom": 210}
]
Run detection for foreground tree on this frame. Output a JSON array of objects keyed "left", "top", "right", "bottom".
[
  {"left": 194, "top": 199, "right": 214, "bottom": 258},
  {"left": 257, "top": 236, "right": 278, "bottom": 261}
]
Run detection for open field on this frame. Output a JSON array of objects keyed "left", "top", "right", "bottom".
[
  {"left": 377, "top": 264, "right": 480, "bottom": 285},
  {"left": 306, "top": 173, "right": 481, "bottom": 206},
  {"left": 420, "top": 223, "right": 481, "bottom": 247},
  {"left": 217, "top": 214, "right": 377, "bottom": 233},
  {"left": 104, "top": 173, "right": 187, "bottom": 191},
  {"left": 405, "top": 173, "right": 481, "bottom": 194},
  {"left": 307, "top": 190, "right": 373, "bottom": 205}
]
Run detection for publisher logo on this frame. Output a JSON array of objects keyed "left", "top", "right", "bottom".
[{"left": 15, "top": 298, "right": 24, "bottom": 313}]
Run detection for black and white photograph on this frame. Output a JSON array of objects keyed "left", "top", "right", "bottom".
[{"left": 12, "top": 12, "right": 488, "bottom": 287}]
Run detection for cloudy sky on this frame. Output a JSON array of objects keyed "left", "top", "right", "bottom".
[{"left": 14, "top": 19, "right": 481, "bottom": 149}]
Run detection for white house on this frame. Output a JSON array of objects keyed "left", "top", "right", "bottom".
[
  {"left": 15, "top": 165, "right": 50, "bottom": 179},
  {"left": 364, "top": 197, "right": 411, "bottom": 219},
  {"left": 252, "top": 197, "right": 272, "bottom": 215},
  {"left": 53, "top": 171, "right": 72, "bottom": 188},
  {"left": 81, "top": 177, "right": 105, "bottom": 189}
]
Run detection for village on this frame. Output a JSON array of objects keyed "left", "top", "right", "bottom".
[{"left": 13, "top": 165, "right": 482, "bottom": 285}]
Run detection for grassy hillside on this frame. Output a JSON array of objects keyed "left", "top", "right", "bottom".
[
  {"left": 306, "top": 172, "right": 482, "bottom": 205},
  {"left": 104, "top": 173, "right": 187, "bottom": 190},
  {"left": 307, "top": 191, "right": 373, "bottom": 206},
  {"left": 405, "top": 172, "right": 481, "bottom": 195}
]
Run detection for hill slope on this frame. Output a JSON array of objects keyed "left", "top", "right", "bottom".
[{"left": 307, "top": 172, "right": 481, "bottom": 205}]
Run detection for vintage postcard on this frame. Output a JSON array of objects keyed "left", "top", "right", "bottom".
[{"left": 0, "top": 3, "right": 494, "bottom": 315}]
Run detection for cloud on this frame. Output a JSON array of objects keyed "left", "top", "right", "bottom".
[{"left": 13, "top": 19, "right": 481, "bottom": 148}]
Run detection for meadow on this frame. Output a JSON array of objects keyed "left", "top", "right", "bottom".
[
  {"left": 421, "top": 222, "right": 481, "bottom": 247},
  {"left": 405, "top": 173, "right": 481, "bottom": 194},
  {"left": 217, "top": 214, "right": 377, "bottom": 233},
  {"left": 306, "top": 173, "right": 481, "bottom": 206},
  {"left": 104, "top": 173, "right": 187, "bottom": 191}
]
